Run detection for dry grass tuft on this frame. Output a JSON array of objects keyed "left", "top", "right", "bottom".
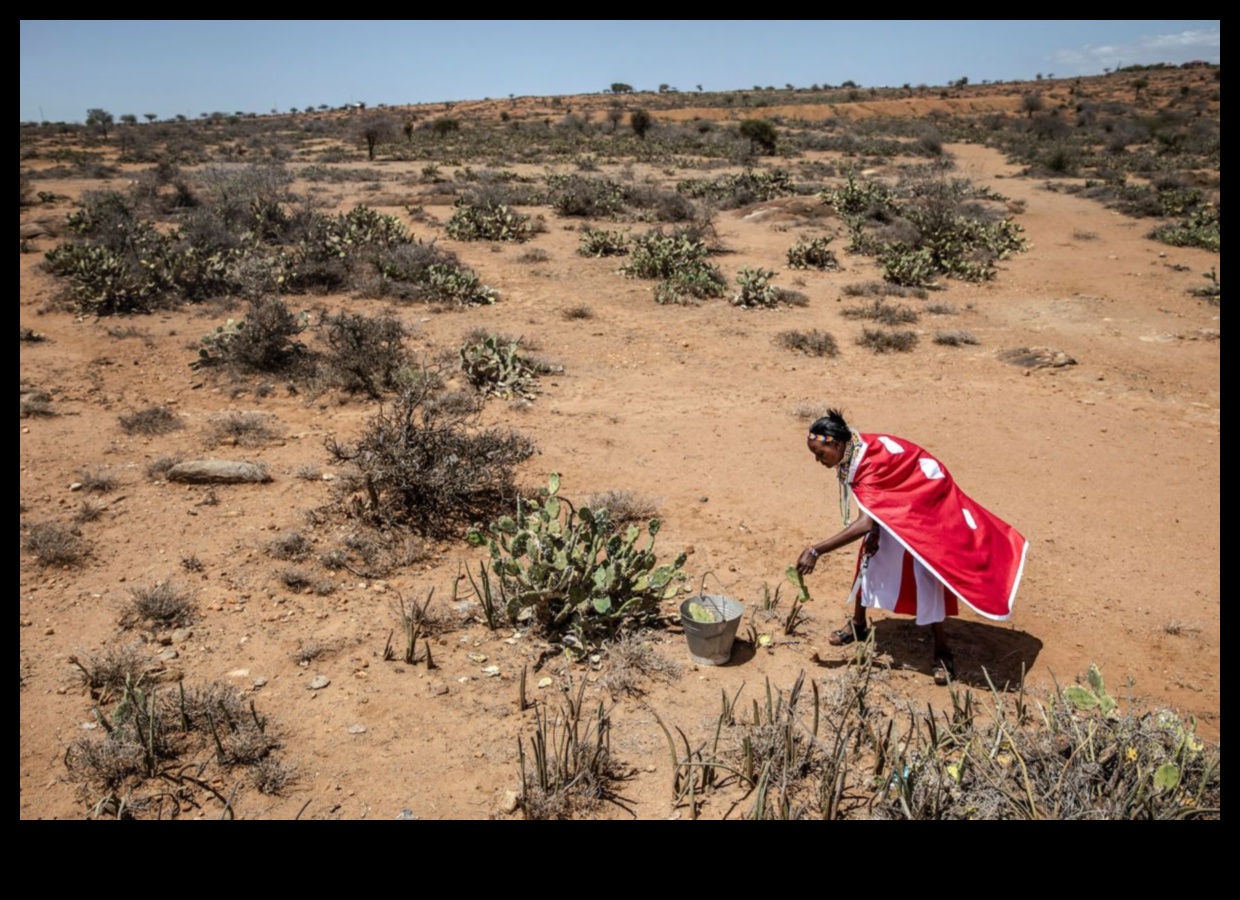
[
  {"left": 857, "top": 328, "right": 919, "bottom": 354},
  {"left": 122, "top": 580, "right": 197, "bottom": 629},
  {"left": 119, "top": 405, "right": 183, "bottom": 436},
  {"left": 21, "top": 520, "right": 89, "bottom": 567},
  {"left": 585, "top": 489, "right": 661, "bottom": 526},
  {"left": 599, "top": 630, "right": 683, "bottom": 697},
  {"left": 775, "top": 329, "right": 839, "bottom": 357},
  {"left": 205, "top": 411, "right": 281, "bottom": 447}
]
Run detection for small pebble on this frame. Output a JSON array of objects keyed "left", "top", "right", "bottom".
[{"left": 307, "top": 674, "right": 331, "bottom": 690}]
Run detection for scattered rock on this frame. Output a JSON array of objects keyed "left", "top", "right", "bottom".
[
  {"left": 395, "top": 808, "right": 416, "bottom": 820},
  {"left": 499, "top": 790, "right": 520, "bottom": 815},
  {"left": 252, "top": 676, "right": 268, "bottom": 689},
  {"left": 171, "top": 628, "right": 192, "bottom": 643},
  {"left": 467, "top": 652, "right": 488, "bottom": 664},
  {"left": 69, "top": 482, "right": 83, "bottom": 492},
  {"left": 166, "top": 459, "right": 272, "bottom": 484},
  {"left": 158, "top": 648, "right": 179, "bottom": 661},
  {"left": 307, "top": 674, "right": 331, "bottom": 690},
  {"left": 429, "top": 681, "right": 449, "bottom": 696},
  {"left": 996, "top": 347, "right": 1077, "bottom": 370},
  {"left": 347, "top": 724, "right": 367, "bottom": 735}
]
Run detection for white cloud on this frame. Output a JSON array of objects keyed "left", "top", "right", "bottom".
[{"left": 1052, "top": 28, "right": 1220, "bottom": 74}]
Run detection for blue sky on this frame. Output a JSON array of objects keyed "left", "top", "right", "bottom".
[{"left": 20, "top": 20, "right": 1220, "bottom": 124}]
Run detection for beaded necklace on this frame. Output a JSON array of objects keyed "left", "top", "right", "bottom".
[{"left": 837, "top": 432, "right": 861, "bottom": 526}]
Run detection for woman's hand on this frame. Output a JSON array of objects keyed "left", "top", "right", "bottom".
[{"left": 796, "top": 546, "right": 820, "bottom": 576}]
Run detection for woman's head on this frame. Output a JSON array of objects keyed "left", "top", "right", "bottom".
[{"left": 807, "top": 408, "right": 852, "bottom": 468}]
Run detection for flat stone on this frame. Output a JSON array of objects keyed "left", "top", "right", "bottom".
[
  {"left": 347, "top": 724, "right": 367, "bottom": 735},
  {"left": 307, "top": 674, "right": 331, "bottom": 690},
  {"left": 166, "top": 460, "right": 272, "bottom": 484},
  {"left": 171, "top": 628, "right": 192, "bottom": 643},
  {"left": 158, "top": 648, "right": 179, "bottom": 661},
  {"left": 996, "top": 347, "right": 1077, "bottom": 370}
]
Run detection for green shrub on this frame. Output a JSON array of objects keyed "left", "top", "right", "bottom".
[
  {"left": 621, "top": 229, "right": 725, "bottom": 304},
  {"left": 786, "top": 236, "right": 839, "bottom": 270},
  {"left": 739, "top": 119, "right": 778, "bottom": 154},
  {"left": 445, "top": 198, "right": 534, "bottom": 242},
  {"left": 732, "top": 267, "right": 780, "bottom": 308},
  {"left": 1150, "top": 206, "right": 1220, "bottom": 251},
  {"left": 368, "top": 240, "right": 497, "bottom": 306},
  {"left": 578, "top": 228, "right": 630, "bottom": 257},
  {"left": 459, "top": 332, "right": 550, "bottom": 400},
  {"left": 676, "top": 169, "right": 794, "bottom": 208},
  {"left": 467, "top": 474, "right": 685, "bottom": 642}
]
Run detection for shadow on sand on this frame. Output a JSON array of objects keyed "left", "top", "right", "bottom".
[{"left": 812, "top": 618, "right": 1043, "bottom": 690}]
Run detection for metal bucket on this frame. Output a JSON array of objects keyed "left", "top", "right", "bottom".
[{"left": 679, "top": 594, "right": 744, "bottom": 666}]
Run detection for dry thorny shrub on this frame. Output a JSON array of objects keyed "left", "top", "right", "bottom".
[
  {"left": 326, "top": 380, "right": 535, "bottom": 538},
  {"left": 118, "top": 405, "right": 183, "bottom": 436},
  {"left": 205, "top": 411, "right": 282, "bottom": 447},
  {"left": 121, "top": 580, "right": 197, "bottom": 629},
  {"left": 21, "top": 520, "right": 89, "bottom": 567}
]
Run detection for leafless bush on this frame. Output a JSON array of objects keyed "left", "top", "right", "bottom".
[
  {"left": 585, "top": 489, "right": 661, "bottom": 527},
  {"left": 857, "top": 328, "right": 919, "bottom": 353},
  {"left": 842, "top": 298, "right": 919, "bottom": 325},
  {"left": 67, "top": 642, "right": 148, "bottom": 701},
  {"left": 518, "top": 248, "right": 550, "bottom": 263},
  {"left": 562, "top": 304, "right": 594, "bottom": 320},
  {"left": 19, "top": 392, "right": 55, "bottom": 418},
  {"left": 119, "top": 405, "right": 183, "bottom": 436},
  {"left": 21, "top": 520, "right": 89, "bottom": 567},
  {"left": 122, "top": 580, "right": 197, "bottom": 629},
  {"left": 250, "top": 755, "right": 296, "bottom": 795},
  {"left": 925, "top": 302, "right": 959, "bottom": 315},
  {"left": 326, "top": 382, "right": 536, "bottom": 538},
  {"left": 841, "top": 280, "right": 928, "bottom": 300},
  {"left": 205, "top": 411, "right": 281, "bottom": 447},
  {"left": 317, "top": 309, "right": 408, "bottom": 398},
  {"left": 775, "top": 329, "right": 839, "bottom": 357},
  {"left": 269, "top": 530, "right": 312, "bottom": 560}
]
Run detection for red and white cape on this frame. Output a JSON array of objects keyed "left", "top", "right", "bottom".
[{"left": 847, "top": 433, "right": 1027, "bottom": 622}]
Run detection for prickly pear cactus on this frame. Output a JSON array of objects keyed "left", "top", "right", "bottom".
[
  {"left": 468, "top": 474, "right": 685, "bottom": 641},
  {"left": 1064, "top": 662, "right": 1118, "bottom": 716}
]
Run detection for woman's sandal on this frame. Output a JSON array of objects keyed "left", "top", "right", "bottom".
[
  {"left": 827, "top": 620, "right": 870, "bottom": 646},
  {"left": 932, "top": 652, "right": 956, "bottom": 686}
]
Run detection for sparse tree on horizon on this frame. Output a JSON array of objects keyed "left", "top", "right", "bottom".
[
  {"left": 359, "top": 114, "right": 395, "bottom": 161},
  {"left": 85, "top": 108, "right": 113, "bottom": 140}
]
